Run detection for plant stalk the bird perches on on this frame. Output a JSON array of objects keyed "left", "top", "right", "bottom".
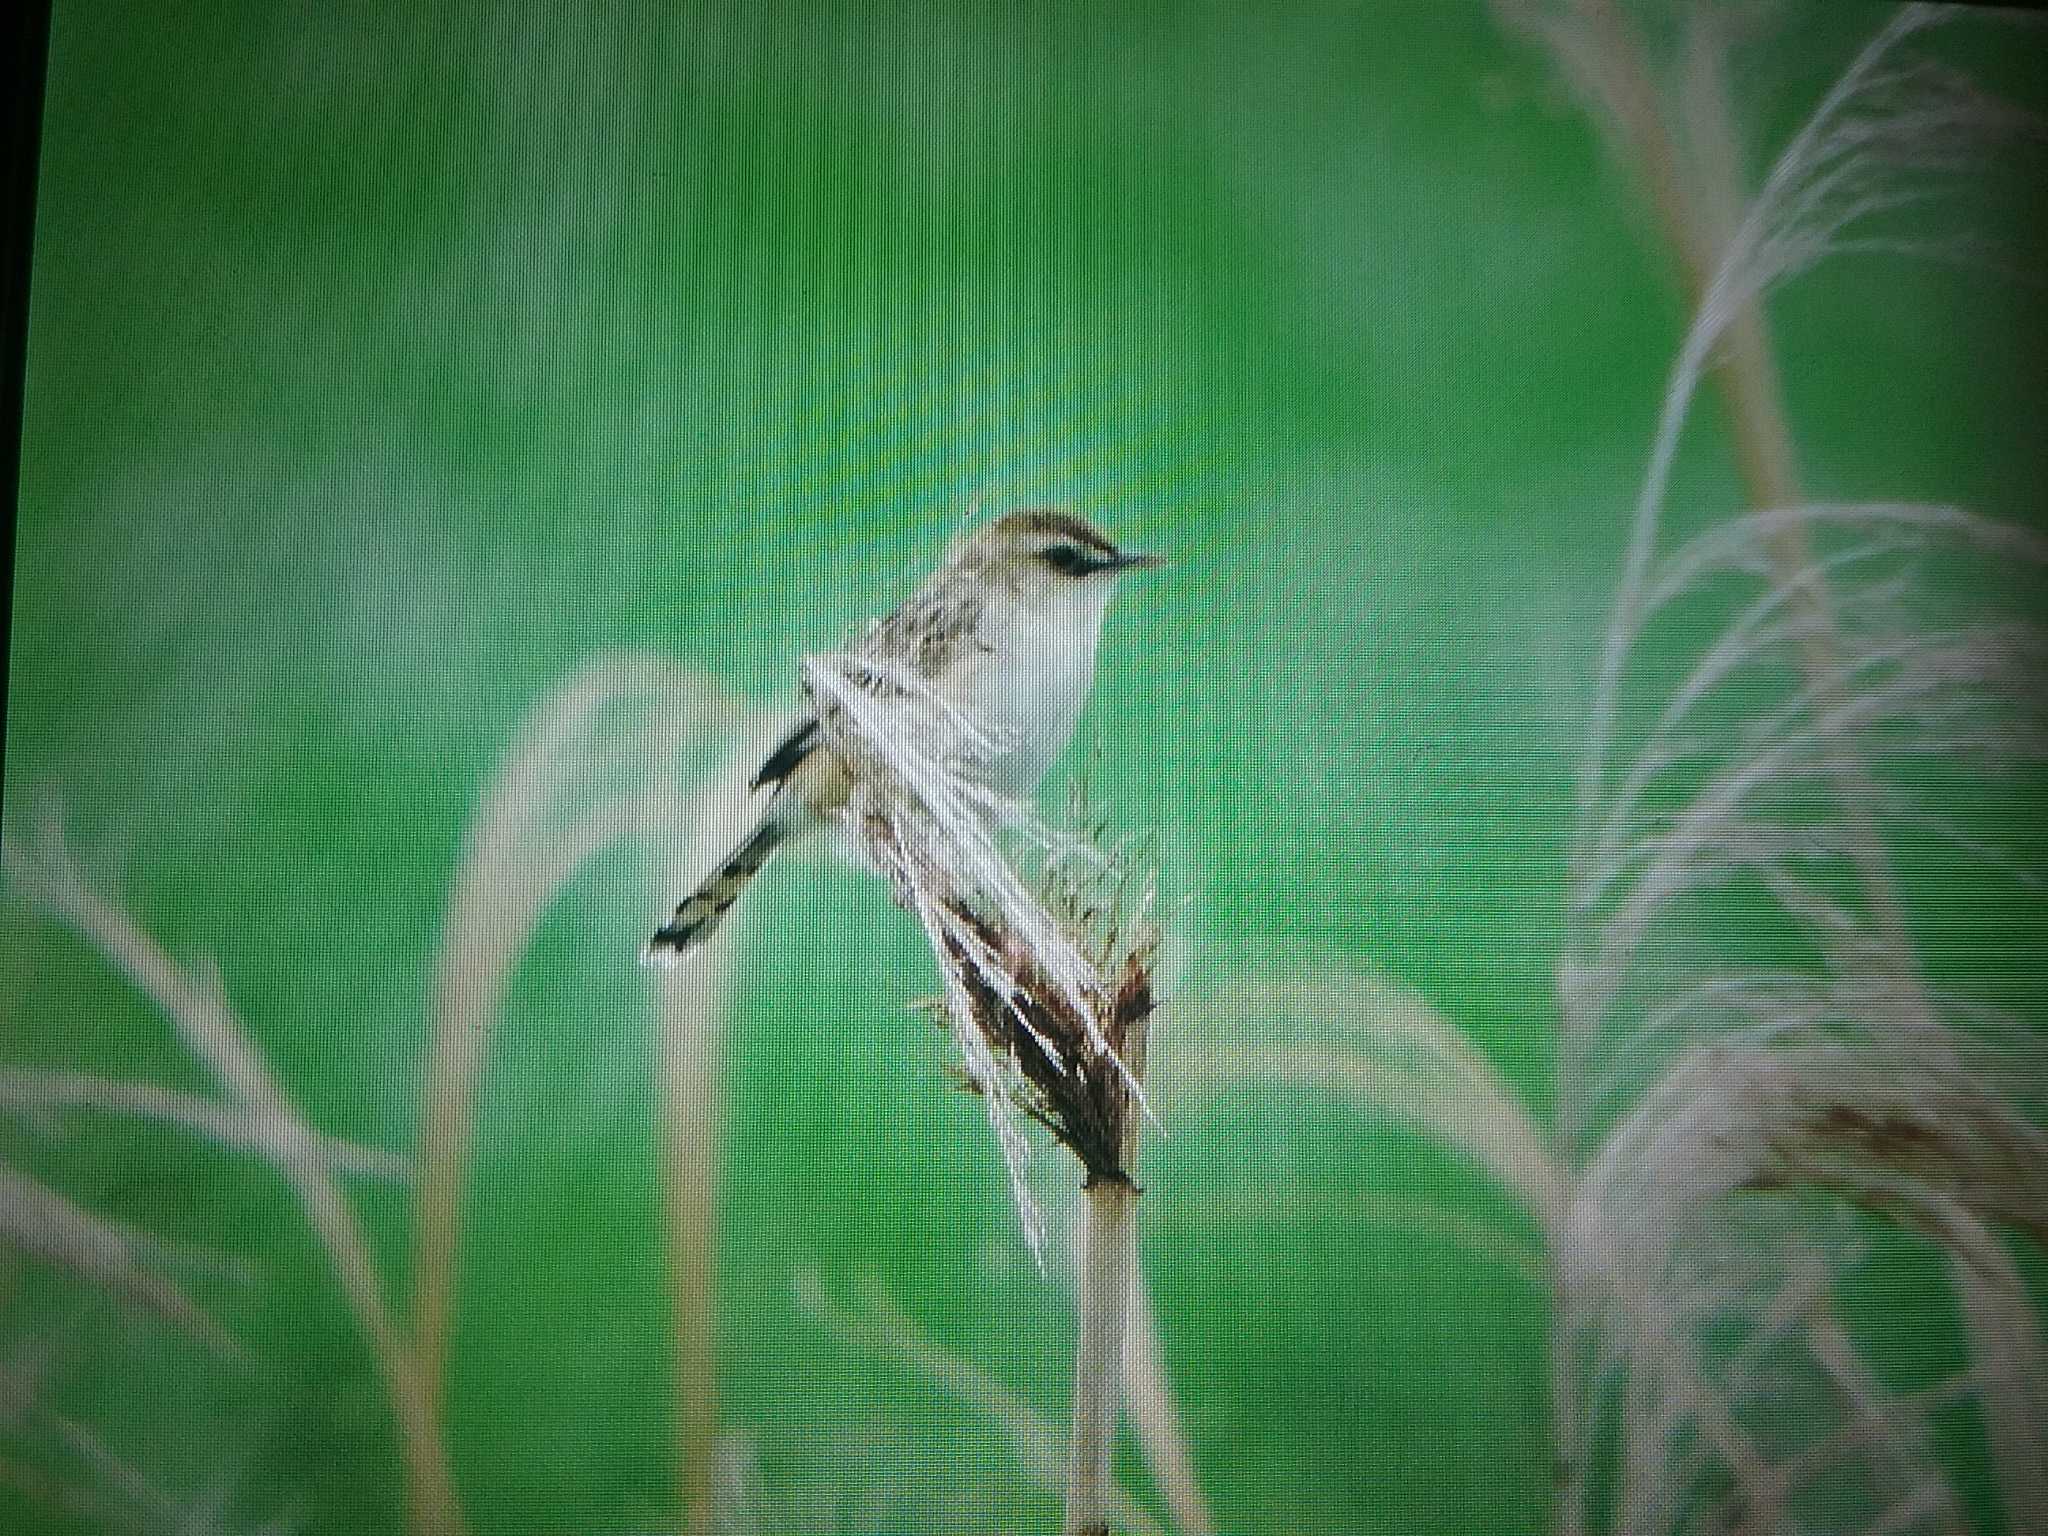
[
  {"left": 901, "top": 805, "right": 1163, "bottom": 1536},
  {"left": 657, "top": 508, "right": 1169, "bottom": 1533}
]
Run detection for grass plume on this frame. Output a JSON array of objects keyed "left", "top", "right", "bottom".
[
  {"left": 1182, "top": 11, "right": 2047, "bottom": 1532},
  {"left": 1507, "top": 4, "right": 2048, "bottom": 1529},
  {"left": 3, "top": 816, "right": 462, "bottom": 1535},
  {"left": 413, "top": 650, "right": 773, "bottom": 1531}
]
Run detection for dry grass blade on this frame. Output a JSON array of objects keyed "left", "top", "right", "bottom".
[
  {"left": 938, "top": 822, "right": 1159, "bottom": 1536},
  {"left": 1560, "top": 1020, "right": 2047, "bottom": 1535},
  {"left": 3, "top": 821, "right": 466, "bottom": 1536},
  {"left": 938, "top": 903, "right": 1157, "bottom": 1191},
  {"left": 1563, "top": 3, "right": 2027, "bottom": 864},
  {"left": 1639, "top": 503, "right": 2048, "bottom": 622},
  {"left": 1802, "top": 1297, "right": 1971, "bottom": 1536},
  {"left": 412, "top": 650, "right": 770, "bottom": 1532},
  {"left": 1170, "top": 971, "right": 1562, "bottom": 1236},
  {"left": 1574, "top": 1031, "right": 2048, "bottom": 1282},
  {"left": 414, "top": 651, "right": 734, "bottom": 1423},
  {"left": 0, "top": 1068, "right": 405, "bottom": 1182},
  {"left": 642, "top": 722, "right": 788, "bottom": 1536},
  {"left": 794, "top": 1269, "right": 1167, "bottom": 1536},
  {"left": 0, "top": 1164, "right": 242, "bottom": 1359},
  {"left": 1122, "top": 1270, "right": 1214, "bottom": 1536},
  {"left": 1943, "top": 1206, "right": 2048, "bottom": 1536},
  {"left": 1496, "top": 7, "right": 2048, "bottom": 1532}
]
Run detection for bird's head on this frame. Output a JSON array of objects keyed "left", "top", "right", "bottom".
[{"left": 948, "top": 510, "right": 1164, "bottom": 611}]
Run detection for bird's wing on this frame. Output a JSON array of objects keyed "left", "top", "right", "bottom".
[
  {"left": 750, "top": 716, "right": 822, "bottom": 791},
  {"left": 784, "top": 585, "right": 990, "bottom": 777},
  {"left": 857, "top": 586, "right": 989, "bottom": 681}
]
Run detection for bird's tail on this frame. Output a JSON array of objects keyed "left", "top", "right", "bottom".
[{"left": 642, "top": 811, "right": 793, "bottom": 963}]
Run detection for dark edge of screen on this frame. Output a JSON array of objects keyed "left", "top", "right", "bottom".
[{"left": 0, "top": 0, "right": 52, "bottom": 793}]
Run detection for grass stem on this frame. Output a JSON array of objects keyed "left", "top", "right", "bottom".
[
  {"left": 1123, "top": 1268, "right": 1215, "bottom": 1536},
  {"left": 1065, "top": 969, "right": 1151, "bottom": 1536},
  {"left": 1066, "top": 1174, "right": 1139, "bottom": 1536}
]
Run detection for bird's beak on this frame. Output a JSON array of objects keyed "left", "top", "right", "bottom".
[{"left": 1103, "top": 548, "right": 1166, "bottom": 572}]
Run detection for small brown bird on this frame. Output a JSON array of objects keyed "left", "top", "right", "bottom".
[{"left": 643, "top": 511, "right": 1161, "bottom": 961}]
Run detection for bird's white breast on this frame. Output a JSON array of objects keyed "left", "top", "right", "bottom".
[{"left": 969, "top": 588, "right": 1109, "bottom": 799}]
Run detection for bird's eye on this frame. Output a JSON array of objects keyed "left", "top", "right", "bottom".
[{"left": 1040, "top": 543, "right": 1091, "bottom": 574}]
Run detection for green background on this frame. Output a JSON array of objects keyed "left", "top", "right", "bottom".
[{"left": 4, "top": 2, "right": 2044, "bottom": 1532}]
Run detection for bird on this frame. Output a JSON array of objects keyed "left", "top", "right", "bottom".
[{"left": 643, "top": 510, "right": 1162, "bottom": 961}]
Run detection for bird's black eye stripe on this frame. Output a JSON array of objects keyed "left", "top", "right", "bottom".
[{"left": 1041, "top": 543, "right": 1093, "bottom": 574}]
